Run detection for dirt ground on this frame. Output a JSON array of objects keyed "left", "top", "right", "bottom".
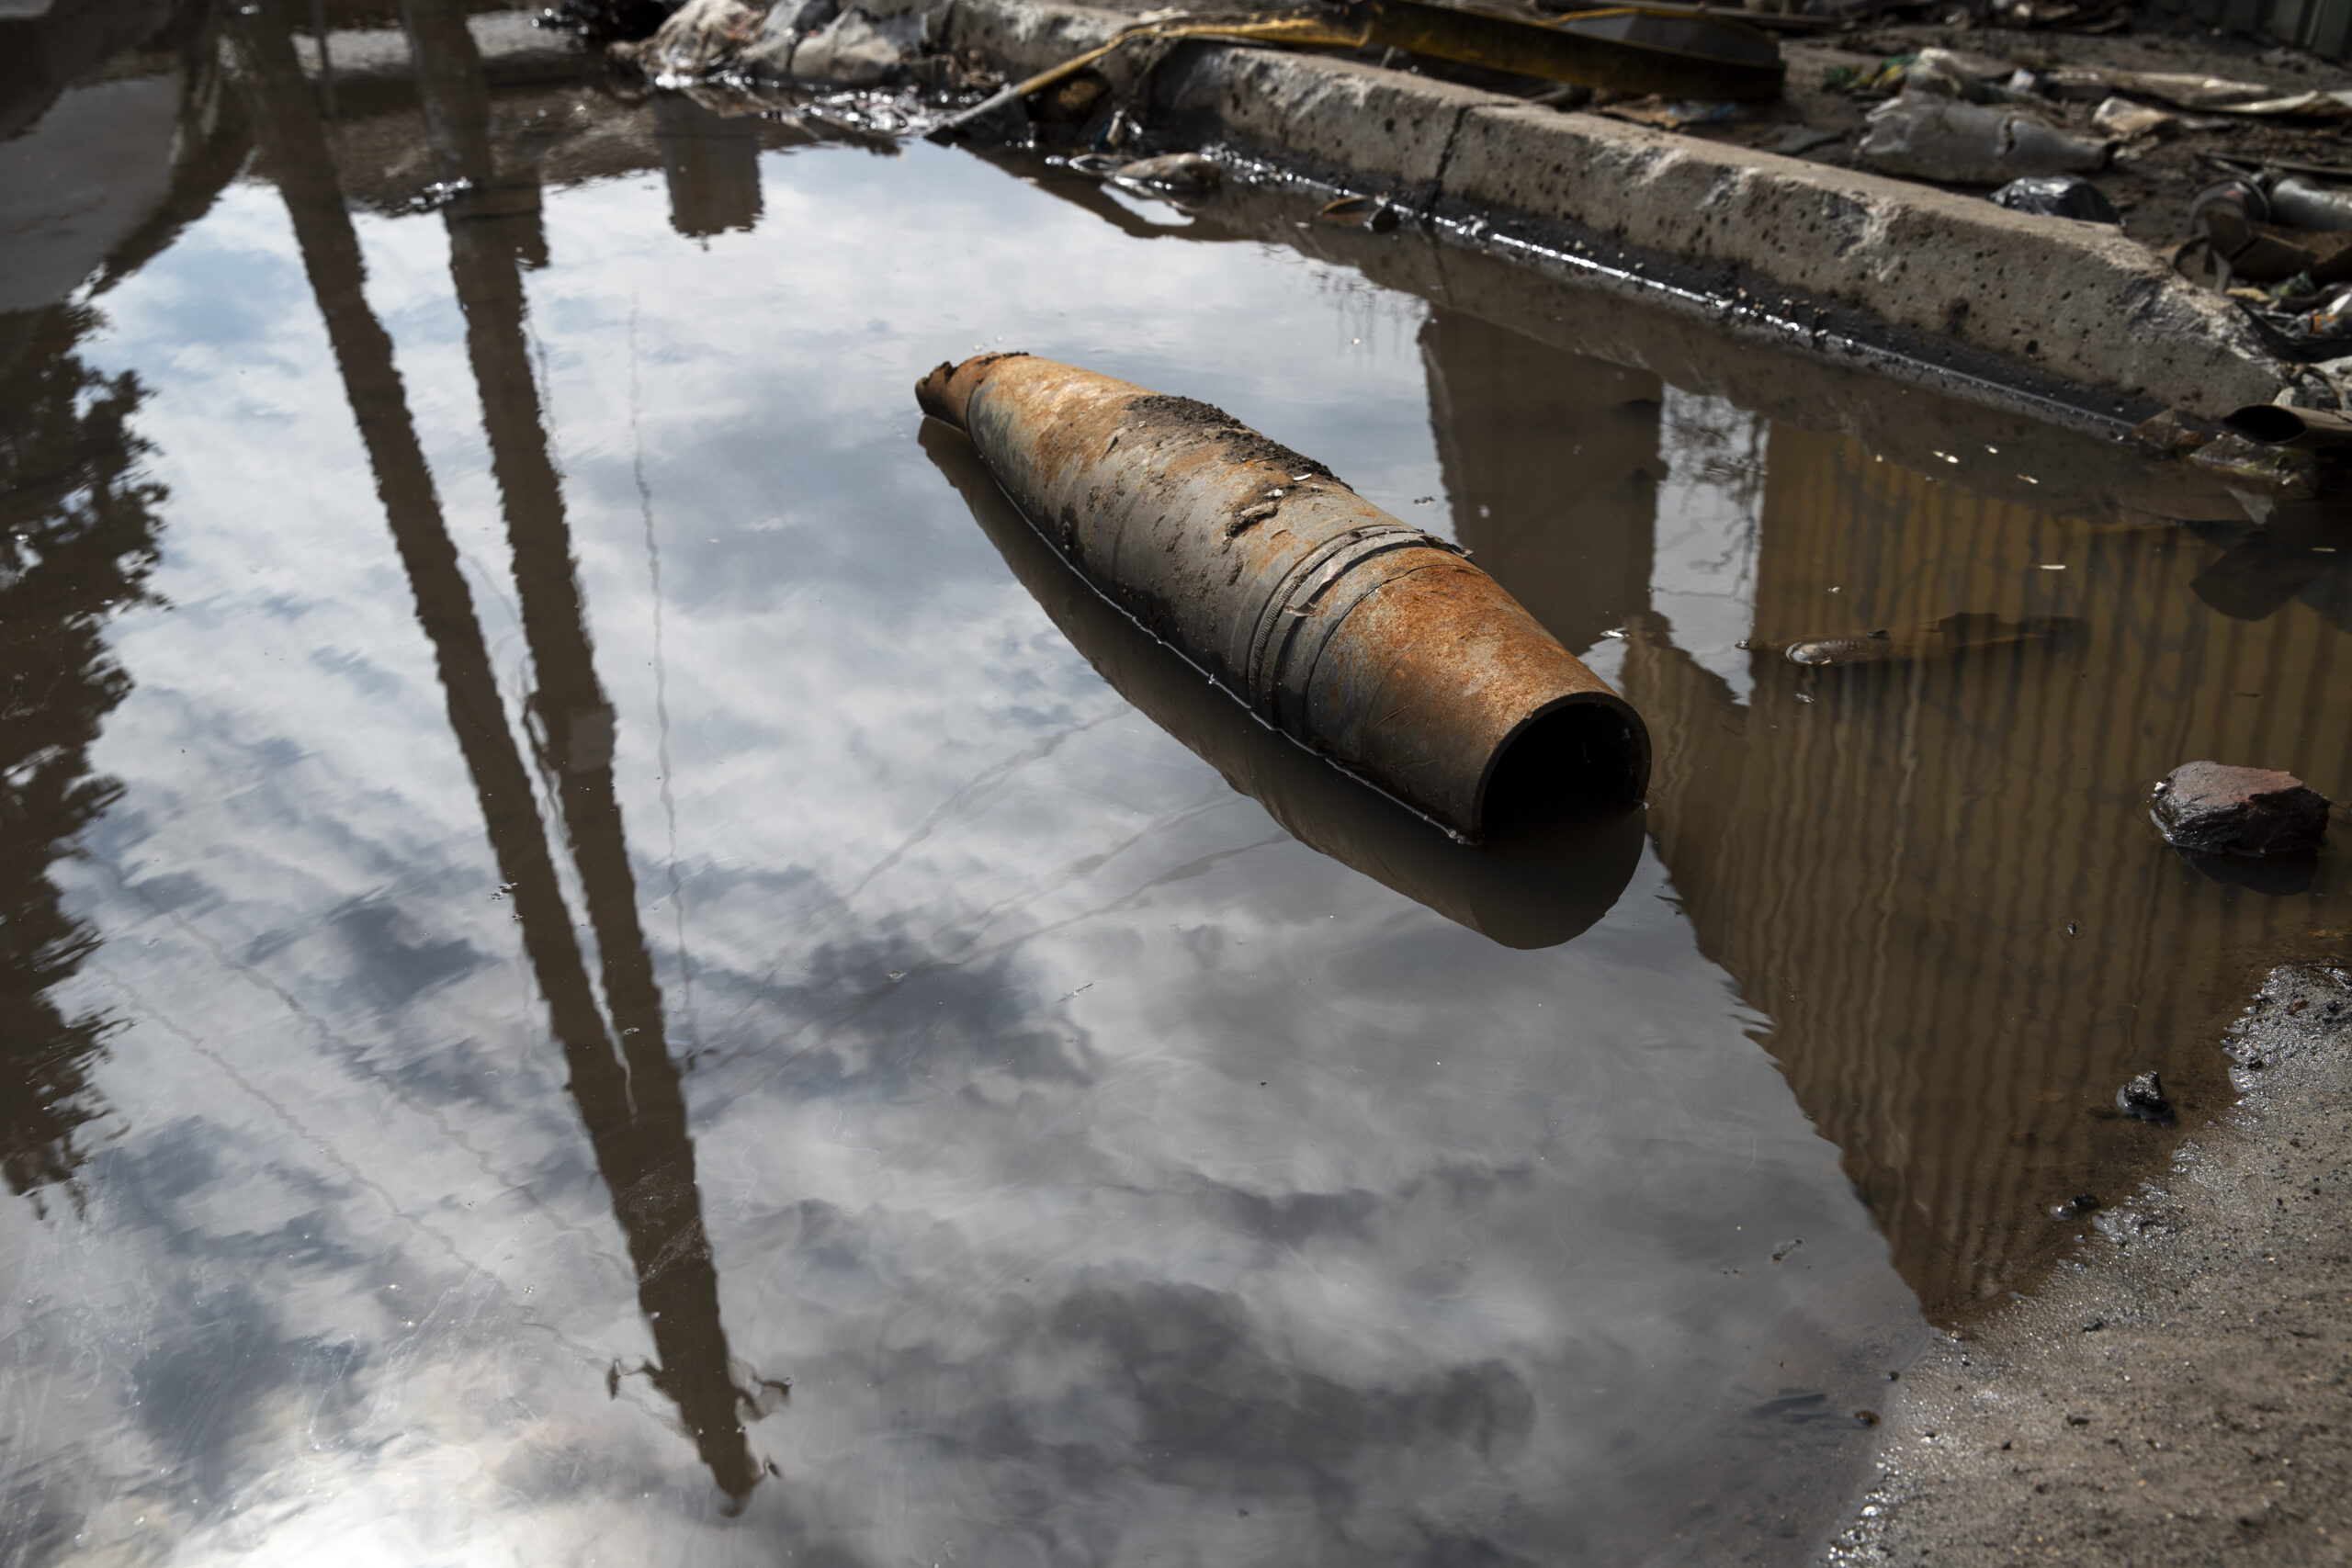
[{"left": 1822, "top": 963, "right": 2352, "bottom": 1567}]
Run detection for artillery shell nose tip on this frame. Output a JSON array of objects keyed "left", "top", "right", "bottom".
[
  {"left": 917, "top": 351, "right": 1033, "bottom": 431},
  {"left": 913, "top": 362, "right": 963, "bottom": 427}
]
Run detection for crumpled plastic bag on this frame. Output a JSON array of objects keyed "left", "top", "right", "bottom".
[
  {"left": 614, "top": 0, "right": 766, "bottom": 79},
  {"left": 1988, "top": 173, "right": 2121, "bottom": 224},
  {"left": 2089, "top": 96, "right": 2174, "bottom": 140},
  {"left": 1857, "top": 91, "right": 2111, "bottom": 185},
  {"left": 746, "top": 4, "right": 923, "bottom": 85},
  {"left": 612, "top": 0, "right": 924, "bottom": 85}
]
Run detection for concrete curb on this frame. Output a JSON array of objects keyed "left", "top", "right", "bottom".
[
  {"left": 1435, "top": 104, "right": 2278, "bottom": 418},
  {"left": 931, "top": 0, "right": 2286, "bottom": 420}
]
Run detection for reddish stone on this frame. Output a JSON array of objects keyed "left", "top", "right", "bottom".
[{"left": 2150, "top": 761, "right": 2331, "bottom": 858}]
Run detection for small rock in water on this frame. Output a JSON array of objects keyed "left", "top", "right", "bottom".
[
  {"left": 2149, "top": 761, "right": 2330, "bottom": 858},
  {"left": 1114, "top": 152, "right": 1222, "bottom": 199},
  {"left": 2069, "top": 1192, "right": 2100, "bottom": 1215},
  {"left": 2118, "top": 1070, "right": 2173, "bottom": 1122},
  {"left": 1316, "top": 193, "right": 1401, "bottom": 231}
]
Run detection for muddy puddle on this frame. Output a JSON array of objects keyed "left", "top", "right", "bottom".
[{"left": 4, "top": 3, "right": 2347, "bottom": 1562}]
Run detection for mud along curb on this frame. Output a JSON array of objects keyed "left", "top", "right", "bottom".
[{"left": 920, "top": 0, "right": 2285, "bottom": 422}]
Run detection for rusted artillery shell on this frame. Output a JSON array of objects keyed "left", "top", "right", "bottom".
[
  {"left": 923, "top": 421, "right": 1643, "bottom": 947},
  {"left": 916, "top": 353, "right": 1650, "bottom": 839}
]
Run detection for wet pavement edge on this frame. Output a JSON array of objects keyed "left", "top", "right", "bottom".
[{"left": 1826, "top": 963, "right": 2352, "bottom": 1565}]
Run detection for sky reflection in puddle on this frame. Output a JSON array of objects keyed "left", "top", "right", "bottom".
[{"left": 6, "top": 8, "right": 2346, "bottom": 1562}]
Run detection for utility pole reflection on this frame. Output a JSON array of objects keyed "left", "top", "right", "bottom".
[{"left": 232, "top": 0, "right": 767, "bottom": 1504}]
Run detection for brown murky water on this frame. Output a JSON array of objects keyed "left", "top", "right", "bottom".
[{"left": 3, "top": 1, "right": 2346, "bottom": 1561}]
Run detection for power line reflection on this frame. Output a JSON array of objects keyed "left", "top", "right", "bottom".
[{"left": 233, "top": 0, "right": 771, "bottom": 1502}]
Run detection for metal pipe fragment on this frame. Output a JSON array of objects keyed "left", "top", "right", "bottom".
[
  {"left": 2223, "top": 402, "right": 2352, "bottom": 452},
  {"left": 916, "top": 353, "right": 1650, "bottom": 840}
]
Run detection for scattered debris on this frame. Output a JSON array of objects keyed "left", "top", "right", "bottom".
[
  {"left": 2226, "top": 399, "right": 2352, "bottom": 448},
  {"left": 782, "top": 6, "right": 924, "bottom": 87},
  {"left": 1061, "top": 151, "right": 1225, "bottom": 209},
  {"left": 1859, "top": 92, "right": 2111, "bottom": 185},
  {"left": 1990, "top": 173, "right": 2121, "bottom": 223},
  {"left": 606, "top": 0, "right": 926, "bottom": 86},
  {"left": 929, "top": 0, "right": 1784, "bottom": 144},
  {"left": 1770, "top": 123, "right": 1847, "bottom": 154},
  {"left": 2089, "top": 95, "right": 2175, "bottom": 140},
  {"left": 1109, "top": 151, "right": 1221, "bottom": 201},
  {"left": 608, "top": 0, "right": 764, "bottom": 79},
  {"left": 538, "top": 0, "right": 673, "bottom": 47},
  {"left": 2117, "top": 1069, "right": 2174, "bottom": 1122},
  {"left": 1597, "top": 96, "right": 1743, "bottom": 130},
  {"left": 594, "top": 0, "right": 2352, "bottom": 442},
  {"left": 2149, "top": 760, "right": 2332, "bottom": 857},
  {"left": 2267, "top": 175, "right": 2352, "bottom": 231},
  {"left": 2127, "top": 407, "right": 2221, "bottom": 456}
]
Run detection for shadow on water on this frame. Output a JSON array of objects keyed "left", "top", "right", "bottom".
[
  {"left": 1421, "top": 307, "right": 1663, "bottom": 660},
  {"left": 2187, "top": 500, "right": 2352, "bottom": 626},
  {"left": 0, "top": 0, "right": 247, "bottom": 1206},
  {"left": 0, "top": 306, "right": 164, "bottom": 1206},
  {"left": 655, "top": 93, "right": 763, "bottom": 237},
  {"left": 922, "top": 420, "right": 1645, "bottom": 950},
  {"left": 228, "top": 0, "right": 773, "bottom": 1501}
]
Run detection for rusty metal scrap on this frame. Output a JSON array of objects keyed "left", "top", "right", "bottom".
[
  {"left": 927, "top": 2, "right": 1782, "bottom": 141},
  {"left": 2224, "top": 402, "right": 2352, "bottom": 451},
  {"left": 916, "top": 353, "right": 1650, "bottom": 840},
  {"left": 1365, "top": 1, "right": 1782, "bottom": 103}
]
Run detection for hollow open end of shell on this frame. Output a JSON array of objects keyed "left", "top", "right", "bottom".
[{"left": 1476, "top": 695, "right": 1652, "bottom": 834}]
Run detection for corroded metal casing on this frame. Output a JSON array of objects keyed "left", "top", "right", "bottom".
[
  {"left": 925, "top": 420, "right": 1643, "bottom": 947},
  {"left": 917, "top": 353, "right": 1650, "bottom": 839}
]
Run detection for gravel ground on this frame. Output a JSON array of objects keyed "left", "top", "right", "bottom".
[{"left": 1823, "top": 963, "right": 2352, "bottom": 1566}]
